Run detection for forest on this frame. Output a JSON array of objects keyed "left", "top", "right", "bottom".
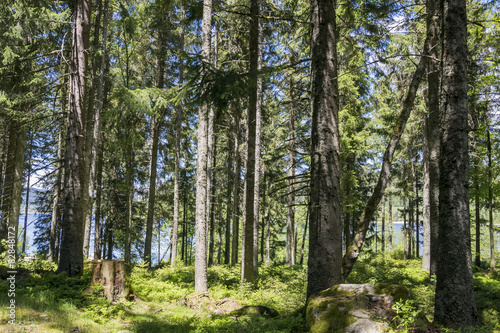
[{"left": 0, "top": 0, "right": 500, "bottom": 332}]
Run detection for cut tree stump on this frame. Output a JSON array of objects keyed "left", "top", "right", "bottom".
[{"left": 88, "top": 260, "right": 133, "bottom": 302}]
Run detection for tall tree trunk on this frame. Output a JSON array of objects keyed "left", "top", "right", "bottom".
[
  {"left": 415, "top": 171, "right": 420, "bottom": 258},
  {"left": 308, "top": 0, "right": 342, "bottom": 298},
  {"left": 144, "top": 29, "right": 166, "bottom": 266},
  {"left": 231, "top": 109, "right": 241, "bottom": 267},
  {"left": 208, "top": 135, "right": 217, "bottom": 267},
  {"left": 286, "top": 76, "right": 296, "bottom": 267},
  {"left": 422, "top": 114, "right": 431, "bottom": 270},
  {"left": 341, "top": 41, "right": 428, "bottom": 280},
  {"left": 242, "top": 0, "right": 260, "bottom": 285},
  {"left": 299, "top": 205, "right": 309, "bottom": 265},
  {"left": 224, "top": 115, "right": 234, "bottom": 265},
  {"left": 194, "top": 0, "right": 212, "bottom": 292},
  {"left": 474, "top": 175, "right": 481, "bottom": 267},
  {"left": 426, "top": 0, "right": 441, "bottom": 275},
  {"left": 181, "top": 188, "right": 186, "bottom": 262},
  {"left": 57, "top": 0, "right": 90, "bottom": 277},
  {"left": 216, "top": 196, "right": 222, "bottom": 264},
  {"left": 404, "top": 197, "right": 408, "bottom": 261},
  {"left": 0, "top": 120, "right": 27, "bottom": 256},
  {"left": 171, "top": 7, "right": 185, "bottom": 267},
  {"left": 22, "top": 133, "right": 33, "bottom": 256},
  {"left": 253, "top": 6, "right": 263, "bottom": 276},
  {"left": 388, "top": 188, "right": 393, "bottom": 252},
  {"left": 50, "top": 116, "right": 64, "bottom": 262},
  {"left": 381, "top": 194, "right": 385, "bottom": 252},
  {"left": 487, "top": 127, "right": 495, "bottom": 273},
  {"left": 144, "top": 114, "right": 160, "bottom": 266},
  {"left": 83, "top": 0, "right": 104, "bottom": 258},
  {"left": 91, "top": 0, "right": 110, "bottom": 261},
  {"left": 434, "top": 0, "right": 478, "bottom": 326},
  {"left": 260, "top": 170, "right": 266, "bottom": 263},
  {"left": 125, "top": 148, "right": 135, "bottom": 265},
  {"left": 93, "top": 132, "right": 104, "bottom": 260}
]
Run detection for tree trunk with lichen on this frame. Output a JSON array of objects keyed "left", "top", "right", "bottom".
[{"left": 88, "top": 260, "right": 133, "bottom": 302}]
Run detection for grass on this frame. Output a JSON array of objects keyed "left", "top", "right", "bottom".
[{"left": 0, "top": 255, "right": 499, "bottom": 332}]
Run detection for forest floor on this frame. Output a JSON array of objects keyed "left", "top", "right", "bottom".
[{"left": 0, "top": 254, "right": 499, "bottom": 332}]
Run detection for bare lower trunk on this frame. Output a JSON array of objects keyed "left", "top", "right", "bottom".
[
  {"left": 171, "top": 8, "right": 184, "bottom": 267},
  {"left": 144, "top": 115, "right": 160, "bottom": 266},
  {"left": 381, "top": 194, "right": 385, "bottom": 252},
  {"left": 434, "top": 0, "right": 478, "bottom": 326},
  {"left": 224, "top": 116, "right": 234, "bottom": 265},
  {"left": 194, "top": 0, "right": 212, "bottom": 292},
  {"left": 57, "top": 0, "right": 90, "bottom": 277},
  {"left": 231, "top": 109, "right": 241, "bottom": 267},
  {"left": 474, "top": 177, "right": 481, "bottom": 267},
  {"left": 388, "top": 190, "right": 393, "bottom": 252},
  {"left": 308, "top": 0, "right": 342, "bottom": 298},
  {"left": 0, "top": 120, "right": 27, "bottom": 256},
  {"left": 286, "top": 78, "right": 296, "bottom": 267},
  {"left": 208, "top": 135, "right": 217, "bottom": 267},
  {"left": 487, "top": 128, "right": 495, "bottom": 273},
  {"left": 422, "top": 115, "right": 431, "bottom": 270},
  {"left": 50, "top": 117, "right": 64, "bottom": 262},
  {"left": 426, "top": 0, "right": 440, "bottom": 276}
]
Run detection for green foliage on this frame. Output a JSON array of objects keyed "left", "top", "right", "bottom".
[{"left": 391, "top": 299, "right": 422, "bottom": 332}]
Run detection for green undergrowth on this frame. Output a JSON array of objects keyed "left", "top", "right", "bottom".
[{"left": 0, "top": 255, "right": 498, "bottom": 332}]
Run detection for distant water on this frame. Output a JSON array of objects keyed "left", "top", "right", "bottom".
[{"left": 18, "top": 213, "right": 37, "bottom": 255}]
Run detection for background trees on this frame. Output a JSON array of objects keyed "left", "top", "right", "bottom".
[{"left": 0, "top": 0, "right": 499, "bottom": 329}]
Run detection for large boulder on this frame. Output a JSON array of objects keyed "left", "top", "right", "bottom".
[{"left": 306, "top": 283, "right": 412, "bottom": 333}]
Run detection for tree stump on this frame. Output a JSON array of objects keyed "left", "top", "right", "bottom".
[{"left": 89, "top": 260, "right": 133, "bottom": 302}]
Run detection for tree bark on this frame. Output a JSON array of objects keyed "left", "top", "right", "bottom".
[
  {"left": 425, "top": 0, "right": 440, "bottom": 275},
  {"left": 381, "top": 194, "right": 385, "bottom": 252},
  {"left": 388, "top": 188, "right": 393, "bottom": 252},
  {"left": 171, "top": 7, "right": 185, "bottom": 267},
  {"left": 434, "top": 0, "right": 478, "bottom": 326},
  {"left": 253, "top": 5, "right": 263, "bottom": 276},
  {"left": 194, "top": 0, "right": 212, "bottom": 292},
  {"left": 22, "top": 133, "right": 33, "bottom": 256},
  {"left": 286, "top": 76, "right": 296, "bottom": 267},
  {"left": 242, "top": 0, "right": 260, "bottom": 285},
  {"left": 57, "top": 0, "right": 90, "bottom": 277},
  {"left": 144, "top": 114, "right": 160, "bottom": 267},
  {"left": 308, "top": 0, "right": 342, "bottom": 298},
  {"left": 83, "top": 0, "right": 104, "bottom": 258},
  {"left": 224, "top": 115, "right": 234, "bottom": 265},
  {"left": 422, "top": 115, "right": 431, "bottom": 270},
  {"left": 474, "top": 174, "right": 481, "bottom": 267},
  {"left": 487, "top": 127, "right": 495, "bottom": 273},
  {"left": 0, "top": 120, "right": 27, "bottom": 256},
  {"left": 124, "top": 148, "right": 135, "bottom": 265},
  {"left": 92, "top": 0, "right": 110, "bottom": 261},
  {"left": 208, "top": 135, "right": 217, "bottom": 267},
  {"left": 341, "top": 41, "right": 428, "bottom": 281},
  {"left": 50, "top": 116, "right": 64, "bottom": 262},
  {"left": 231, "top": 107, "right": 241, "bottom": 267}
]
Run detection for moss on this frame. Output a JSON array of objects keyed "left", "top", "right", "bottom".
[
  {"left": 306, "top": 287, "right": 356, "bottom": 333},
  {"left": 230, "top": 305, "right": 279, "bottom": 318},
  {"left": 374, "top": 283, "right": 412, "bottom": 302}
]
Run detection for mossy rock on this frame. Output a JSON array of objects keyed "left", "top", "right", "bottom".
[
  {"left": 374, "top": 283, "right": 412, "bottom": 302},
  {"left": 230, "top": 305, "right": 279, "bottom": 318},
  {"left": 306, "top": 284, "right": 400, "bottom": 333},
  {"left": 306, "top": 286, "right": 357, "bottom": 333}
]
